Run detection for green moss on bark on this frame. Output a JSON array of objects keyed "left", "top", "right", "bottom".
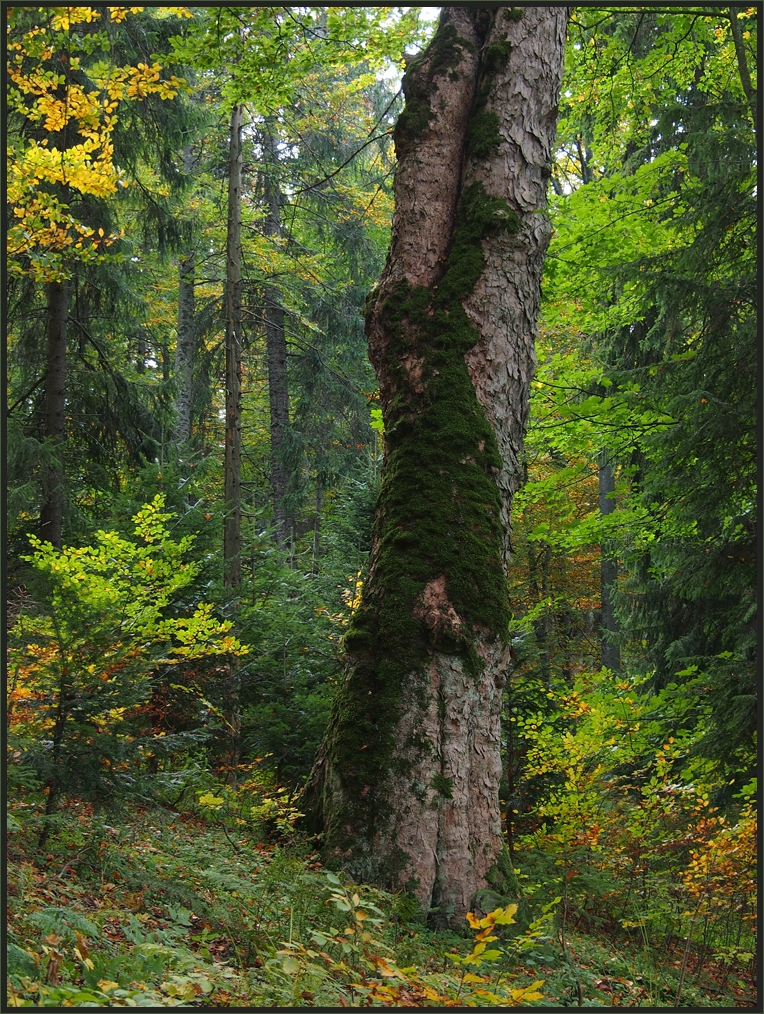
[
  {"left": 317, "top": 182, "right": 519, "bottom": 873},
  {"left": 466, "top": 109, "right": 502, "bottom": 162},
  {"left": 394, "top": 21, "right": 475, "bottom": 155},
  {"left": 483, "top": 40, "right": 513, "bottom": 75},
  {"left": 431, "top": 773, "right": 455, "bottom": 799},
  {"left": 465, "top": 40, "right": 513, "bottom": 162}
]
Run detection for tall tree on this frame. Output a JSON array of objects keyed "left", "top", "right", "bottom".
[
  {"left": 39, "top": 279, "right": 68, "bottom": 548},
  {"left": 173, "top": 248, "right": 196, "bottom": 446},
  {"left": 261, "top": 121, "right": 293, "bottom": 548},
  {"left": 224, "top": 102, "right": 244, "bottom": 590},
  {"left": 305, "top": 6, "right": 568, "bottom": 924},
  {"left": 172, "top": 137, "right": 202, "bottom": 447}
]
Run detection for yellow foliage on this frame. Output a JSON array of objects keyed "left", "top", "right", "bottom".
[
  {"left": 7, "top": 7, "right": 187, "bottom": 281},
  {"left": 682, "top": 799, "right": 757, "bottom": 922}
]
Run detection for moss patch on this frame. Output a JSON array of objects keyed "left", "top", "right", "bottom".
[
  {"left": 394, "top": 21, "right": 475, "bottom": 156},
  {"left": 486, "top": 845, "right": 520, "bottom": 897},
  {"left": 465, "top": 40, "right": 513, "bottom": 163},
  {"left": 430, "top": 773, "right": 455, "bottom": 800}
]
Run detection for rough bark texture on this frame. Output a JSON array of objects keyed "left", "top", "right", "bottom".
[
  {"left": 40, "top": 280, "right": 67, "bottom": 549},
  {"left": 262, "top": 125, "right": 293, "bottom": 547},
  {"left": 224, "top": 103, "right": 243, "bottom": 590},
  {"left": 598, "top": 452, "right": 621, "bottom": 671},
  {"left": 173, "top": 253, "right": 195, "bottom": 445},
  {"left": 304, "top": 6, "right": 567, "bottom": 925}
]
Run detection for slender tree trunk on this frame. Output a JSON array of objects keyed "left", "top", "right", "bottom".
[
  {"left": 540, "top": 542, "right": 552, "bottom": 685},
  {"left": 224, "top": 103, "right": 243, "bottom": 590},
  {"left": 174, "top": 145, "right": 198, "bottom": 445},
  {"left": 312, "top": 476, "right": 322, "bottom": 574},
  {"left": 598, "top": 451, "right": 620, "bottom": 671},
  {"left": 262, "top": 124, "right": 293, "bottom": 547},
  {"left": 304, "top": 6, "right": 567, "bottom": 925},
  {"left": 37, "top": 643, "right": 68, "bottom": 853},
  {"left": 505, "top": 694, "right": 517, "bottom": 859},
  {"left": 40, "top": 280, "right": 67, "bottom": 549},
  {"left": 223, "top": 104, "right": 244, "bottom": 776},
  {"left": 528, "top": 543, "right": 551, "bottom": 683},
  {"left": 173, "top": 253, "right": 196, "bottom": 444},
  {"left": 135, "top": 327, "right": 146, "bottom": 374}
]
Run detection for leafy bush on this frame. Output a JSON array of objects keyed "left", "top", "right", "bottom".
[{"left": 7, "top": 496, "right": 247, "bottom": 845}]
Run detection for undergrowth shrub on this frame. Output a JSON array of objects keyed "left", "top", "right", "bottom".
[
  {"left": 513, "top": 669, "right": 757, "bottom": 988},
  {"left": 7, "top": 496, "right": 247, "bottom": 849}
]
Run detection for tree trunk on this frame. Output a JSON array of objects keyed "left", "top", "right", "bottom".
[
  {"left": 173, "top": 253, "right": 195, "bottom": 444},
  {"left": 598, "top": 451, "right": 620, "bottom": 671},
  {"left": 40, "top": 280, "right": 67, "bottom": 549},
  {"left": 312, "top": 476, "right": 322, "bottom": 574},
  {"left": 222, "top": 105, "right": 244, "bottom": 776},
  {"left": 224, "top": 103, "right": 243, "bottom": 590},
  {"left": 304, "top": 6, "right": 567, "bottom": 925},
  {"left": 262, "top": 123, "right": 293, "bottom": 547},
  {"left": 174, "top": 145, "right": 198, "bottom": 446}
]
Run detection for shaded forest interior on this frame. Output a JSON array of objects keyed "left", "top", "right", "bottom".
[{"left": 6, "top": 5, "right": 757, "bottom": 1009}]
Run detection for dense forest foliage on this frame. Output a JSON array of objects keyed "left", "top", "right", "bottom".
[{"left": 6, "top": 5, "right": 757, "bottom": 1008}]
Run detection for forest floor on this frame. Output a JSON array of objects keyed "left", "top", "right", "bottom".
[{"left": 6, "top": 800, "right": 757, "bottom": 1008}]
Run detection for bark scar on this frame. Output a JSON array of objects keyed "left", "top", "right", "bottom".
[
  {"left": 401, "top": 353, "right": 425, "bottom": 393},
  {"left": 414, "top": 575, "right": 464, "bottom": 639}
]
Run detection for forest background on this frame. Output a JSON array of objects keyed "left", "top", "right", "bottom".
[{"left": 5, "top": 4, "right": 758, "bottom": 1009}]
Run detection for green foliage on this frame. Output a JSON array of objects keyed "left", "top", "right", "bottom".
[
  {"left": 509, "top": 668, "right": 756, "bottom": 1003},
  {"left": 26, "top": 908, "right": 98, "bottom": 944},
  {"left": 6, "top": 778, "right": 754, "bottom": 1009},
  {"left": 534, "top": 4, "right": 757, "bottom": 785},
  {"left": 8, "top": 496, "right": 245, "bottom": 820}
]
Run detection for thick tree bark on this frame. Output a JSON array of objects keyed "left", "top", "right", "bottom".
[
  {"left": 224, "top": 103, "right": 243, "bottom": 590},
  {"left": 262, "top": 124, "right": 293, "bottom": 547},
  {"left": 598, "top": 451, "right": 620, "bottom": 671},
  {"left": 304, "top": 7, "right": 567, "bottom": 925},
  {"left": 173, "top": 252, "right": 196, "bottom": 444},
  {"left": 40, "top": 280, "right": 67, "bottom": 549}
]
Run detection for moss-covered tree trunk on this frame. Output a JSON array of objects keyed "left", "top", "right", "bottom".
[{"left": 304, "top": 6, "right": 567, "bottom": 925}]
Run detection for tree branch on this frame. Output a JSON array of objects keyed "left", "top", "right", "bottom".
[{"left": 728, "top": 5, "right": 757, "bottom": 128}]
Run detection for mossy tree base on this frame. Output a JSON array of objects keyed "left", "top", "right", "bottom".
[{"left": 303, "top": 7, "right": 568, "bottom": 926}]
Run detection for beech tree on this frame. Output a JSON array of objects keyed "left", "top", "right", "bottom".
[{"left": 305, "top": 7, "right": 568, "bottom": 923}]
